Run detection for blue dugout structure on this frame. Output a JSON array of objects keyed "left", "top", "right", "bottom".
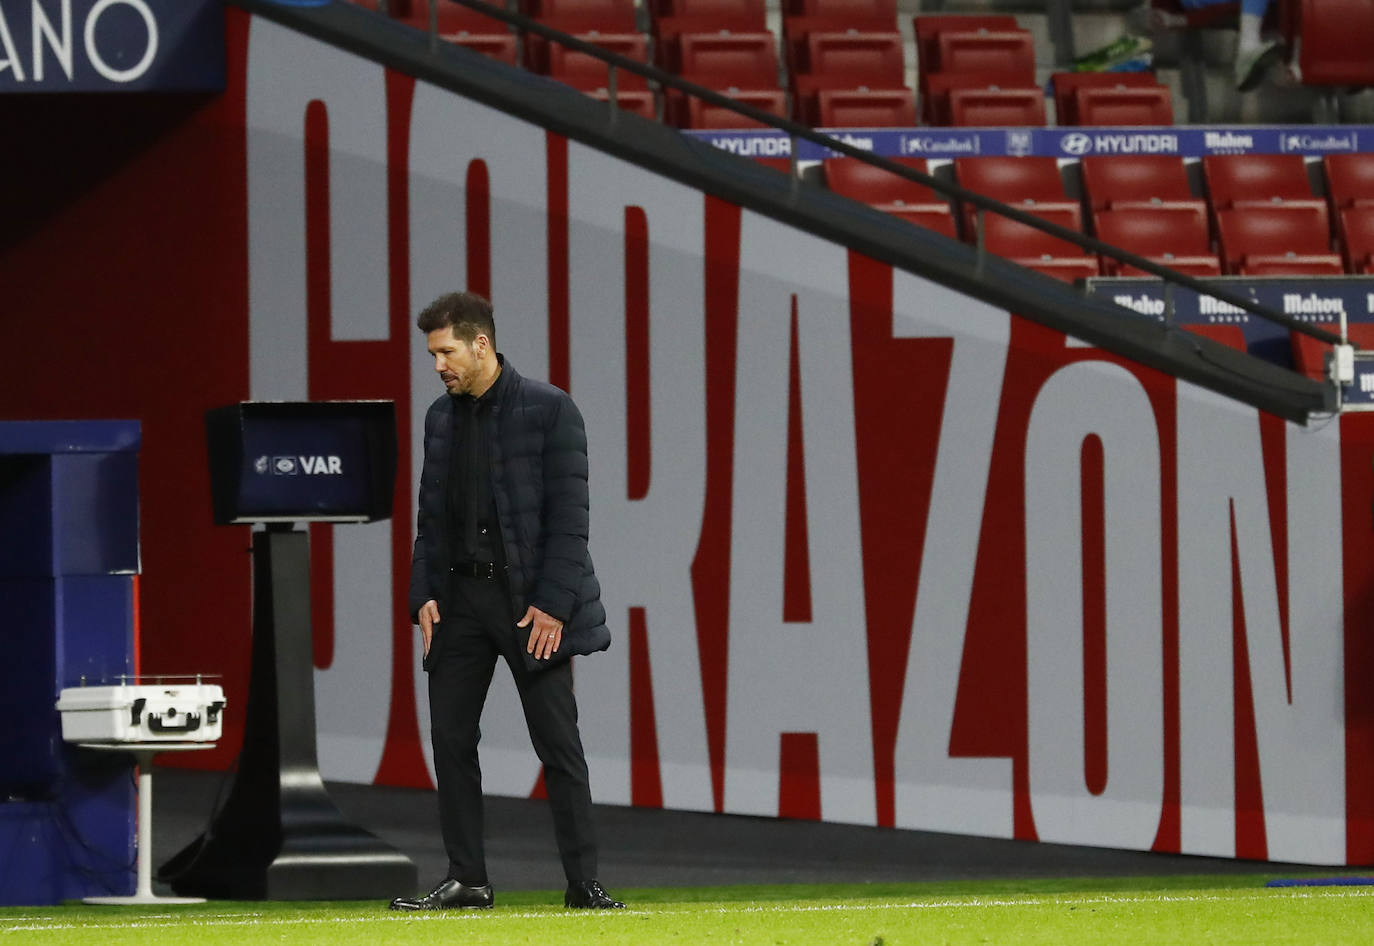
[{"left": 0, "top": 421, "right": 140, "bottom": 905}]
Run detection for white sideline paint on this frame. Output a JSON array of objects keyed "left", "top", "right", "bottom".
[{"left": 9, "top": 888, "right": 1374, "bottom": 932}]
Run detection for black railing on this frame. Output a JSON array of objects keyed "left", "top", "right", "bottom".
[{"left": 416, "top": 0, "right": 1344, "bottom": 350}]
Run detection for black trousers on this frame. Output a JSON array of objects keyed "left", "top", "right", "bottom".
[{"left": 427, "top": 572, "right": 598, "bottom": 886}]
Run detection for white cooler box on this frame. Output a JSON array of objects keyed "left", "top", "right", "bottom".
[{"left": 57, "top": 679, "right": 226, "bottom": 743}]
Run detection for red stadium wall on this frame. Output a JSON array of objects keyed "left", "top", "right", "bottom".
[{"left": 4, "top": 8, "right": 1374, "bottom": 866}]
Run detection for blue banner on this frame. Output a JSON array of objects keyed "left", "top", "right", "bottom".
[
  {"left": 1345, "top": 353, "right": 1374, "bottom": 409},
  {"left": 1086, "top": 275, "right": 1374, "bottom": 371},
  {"left": 1084, "top": 275, "right": 1374, "bottom": 327},
  {"left": 687, "top": 125, "right": 1371, "bottom": 161},
  {"left": 0, "top": 0, "right": 224, "bottom": 93}
]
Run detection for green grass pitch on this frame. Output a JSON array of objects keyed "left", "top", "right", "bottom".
[{"left": 5, "top": 876, "right": 1374, "bottom": 945}]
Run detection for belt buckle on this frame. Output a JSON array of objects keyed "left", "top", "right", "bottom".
[{"left": 481, "top": 562, "right": 496, "bottom": 580}]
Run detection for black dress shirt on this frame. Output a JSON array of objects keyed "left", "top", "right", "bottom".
[{"left": 448, "top": 367, "right": 506, "bottom": 564}]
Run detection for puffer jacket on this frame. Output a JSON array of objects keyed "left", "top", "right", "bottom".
[{"left": 408, "top": 356, "right": 610, "bottom": 661}]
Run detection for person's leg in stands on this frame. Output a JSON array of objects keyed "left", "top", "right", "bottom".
[{"left": 1232, "top": 0, "right": 1283, "bottom": 90}]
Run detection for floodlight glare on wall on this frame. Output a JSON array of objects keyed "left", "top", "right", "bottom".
[{"left": 205, "top": 401, "right": 397, "bottom": 525}]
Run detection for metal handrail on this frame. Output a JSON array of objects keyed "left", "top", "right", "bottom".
[{"left": 423, "top": 0, "right": 1345, "bottom": 349}]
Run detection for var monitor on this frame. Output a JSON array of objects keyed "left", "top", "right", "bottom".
[{"left": 206, "top": 401, "right": 397, "bottom": 524}]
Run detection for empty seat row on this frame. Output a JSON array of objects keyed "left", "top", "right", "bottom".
[
  {"left": 822, "top": 153, "right": 1374, "bottom": 280},
  {"left": 821, "top": 155, "right": 1089, "bottom": 280},
  {"left": 357, "top": 2, "right": 1193, "bottom": 130},
  {"left": 820, "top": 151, "right": 1371, "bottom": 382},
  {"left": 354, "top": 0, "right": 1367, "bottom": 271}
]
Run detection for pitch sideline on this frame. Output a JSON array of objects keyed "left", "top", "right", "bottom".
[{"left": 6, "top": 887, "right": 1374, "bottom": 933}]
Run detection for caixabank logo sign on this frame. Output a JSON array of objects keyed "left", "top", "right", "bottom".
[{"left": 1281, "top": 130, "right": 1358, "bottom": 153}]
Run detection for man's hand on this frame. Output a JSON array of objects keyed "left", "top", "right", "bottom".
[
  {"left": 518, "top": 605, "right": 563, "bottom": 660},
  {"left": 418, "top": 599, "right": 441, "bottom": 658}
]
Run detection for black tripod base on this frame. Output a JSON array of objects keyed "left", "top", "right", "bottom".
[
  {"left": 263, "top": 834, "right": 417, "bottom": 902},
  {"left": 160, "top": 527, "right": 415, "bottom": 900},
  {"left": 161, "top": 776, "right": 416, "bottom": 900}
]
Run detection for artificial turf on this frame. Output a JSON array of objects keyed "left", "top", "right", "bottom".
[{"left": 4, "top": 876, "right": 1374, "bottom": 945}]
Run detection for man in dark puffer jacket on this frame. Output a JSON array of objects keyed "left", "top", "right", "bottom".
[{"left": 389, "top": 292, "right": 622, "bottom": 913}]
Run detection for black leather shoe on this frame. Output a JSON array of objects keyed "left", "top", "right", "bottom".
[
  {"left": 389, "top": 878, "right": 494, "bottom": 910},
  {"left": 565, "top": 880, "right": 624, "bottom": 909}
]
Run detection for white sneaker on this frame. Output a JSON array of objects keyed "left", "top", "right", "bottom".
[{"left": 1235, "top": 40, "right": 1284, "bottom": 92}]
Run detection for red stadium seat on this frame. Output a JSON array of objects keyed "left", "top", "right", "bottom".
[
  {"left": 947, "top": 86, "right": 1044, "bottom": 126},
  {"left": 658, "top": 0, "right": 765, "bottom": 19},
  {"left": 677, "top": 89, "right": 788, "bottom": 128},
  {"left": 1203, "top": 154, "right": 1315, "bottom": 209},
  {"left": 1340, "top": 206, "right": 1374, "bottom": 274},
  {"left": 1188, "top": 324, "right": 1249, "bottom": 353},
  {"left": 1022, "top": 257, "right": 1101, "bottom": 282},
  {"left": 1290, "top": 324, "right": 1374, "bottom": 381},
  {"left": 1080, "top": 156, "right": 1195, "bottom": 212},
  {"left": 879, "top": 204, "right": 960, "bottom": 239},
  {"left": 399, "top": 2, "right": 508, "bottom": 33},
  {"left": 655, "top": 12, "right": 766, "bottom": 41},
  {"left": 824, "top": 156, "right": 941, "bottom": 205},
  {"left": 1216, "top": 203, "right": 1334, "bottom": 273},
  {"left": 815, "top": 88, "right": 916, "bottom": 127},
  {"left": 398, "top": 3, "right": 517, "bottom": 62},
  {"left": 915, "top": 15, "right": 1021, "bottom": 122},
  {"left": 1050, "top": 71, "right": 1161, "bottom": 125},
  {"left": 654, "top": 5, "right": 768, "bottom": 56},
  {"left": 1296, "top": 0, "right": 1374, "bottom": 87},
  {"left": 539, "top": 33, "right": 650, "bottom": 87},
  {"left": 790, "top": 32, "right": 906, "bottom": 120},
  {"left": 1291, "top": 326, "right": 1330, "bottom": 381},
  {"left": 674, "top": 32, "right": 779, "bottom": 83},
  {"left": 585, "top": 89, "right": 657, "bottom": 119},
  {"left": 782, "top": 17, "right": 900, "bottom": 72},
  {"left": 955, "top": 156, "right": 1066, "bottom": 202},
  {"left": 824, "top": 156, "right": 957, "bottom": 237},
  {"left": 1073, "top": 85, "right": 1173, "bottom": 126},
  {"left": 791, "top": 74, "right": 907, "bottom": 124},
  {"left": 1093, "top": 202, "right": 1211, "bottom": 274},
  {"left": 752, "top": 157, "right": 794, "bottom": 174},
  {"left": 787, "top": 0, "right": 897, "bottom": 19},
  {"left": 935, "top": 29, "right": 1036, "bottom": 78},
  {"left": 1325, "top": 154, "right": 1374, "bottom": 210},
  {"left": 1117, "top": 256, "right": 1224, "bottom": 277},
  {"left": 801, "top": 31, "right": 905, "bottom": 83},
  {"left": 527, "top": 0, "right": 637, "bottom": 30},
  {"left": 450, "top": 33, "right": 520, "bottom": 64},
  {"left": 920, "top": 71, "right": 1032, "bottom": 126},
  {"left": 1241, "top": 255, "right": 1346, "bottom": 276},
  {"left": 914, "top": 14, "right": 1018, "bottom": 76},
  {"left": 955, "top": 156, "right": 1067, "bottom": 238},
  {"left": 978, "top": 204, "right": 1086, "bottom": 260},
  {"left": 1231, "top": 196, "right": 1332, "bottom": 242}
]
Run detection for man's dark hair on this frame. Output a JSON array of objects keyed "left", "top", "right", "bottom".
[{"left": 417, "top": 291, "right": 496, "bottom": 347}]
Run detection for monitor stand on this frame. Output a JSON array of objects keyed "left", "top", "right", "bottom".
[{"left": 159, "top": 524, "right": 416, "bottom": 900}]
